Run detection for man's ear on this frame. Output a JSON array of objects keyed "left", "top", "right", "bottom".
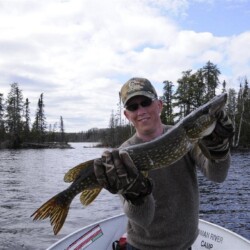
[
  {"left": 157, "top": 99, "right": 163, "bottom": 112},
  {"left": 124, "top": 110, "right": 130, "bottom": 121}
]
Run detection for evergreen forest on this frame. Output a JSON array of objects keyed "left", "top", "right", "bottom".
[{"left": 0, "top": 61, "right": 249, "bottom": 149}]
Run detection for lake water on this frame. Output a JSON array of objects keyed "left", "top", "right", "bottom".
[{"left": 0, "top": 143, "right": 249, "bottom": 249}]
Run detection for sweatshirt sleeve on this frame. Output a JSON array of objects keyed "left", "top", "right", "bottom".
[
  {"left": 120, "top": 193, "right": 155, "bottom": 227},
  {"left": 191, "top": 144, "right": 231, "bottom": 183}
]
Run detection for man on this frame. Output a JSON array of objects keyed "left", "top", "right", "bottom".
[{"left": 94, "top": 77, "right": 234, "bottom": 250}]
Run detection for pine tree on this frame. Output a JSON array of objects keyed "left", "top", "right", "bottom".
[
  {"left": 5, "top": 83, "right": 24, "bottom": 147},
  {"left": 32, "top": 93, "right": 47, "bottom": 142},
  {"left": 0, "top": 93, "right": 6, "bottom": 141},
  {"left": 194, "top": 69, "right": 206, "bottom": 106},
  {"left": 202, "top": 61, "right": 221, "bottom": 100},
  {"left": 59, "top": 116, "right": 65, "bottom": 143},
  {"left": 23, "top": 98, "right": 31, "bottom": 141},
  {"left": 174, "top": 70, "right": 200, "bottom": 119},
  {"left": 235, "top": 81, "right": 246, "bottom": 147},
  {"left": 160, "top": 80, "right": 174, "bottom": 125},
  {"left": 228, "top": 88, "right": 237, "bottom": 146},
  {"left": 238, "top": 78, "right": 250, "bottom": 147},
  {"left": 222, "top": 80, "right": 227, "bottom": 93}
]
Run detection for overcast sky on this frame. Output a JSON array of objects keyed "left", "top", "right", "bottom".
[{"left": 0, "top": 0, "right": 249, "bottom": 132}]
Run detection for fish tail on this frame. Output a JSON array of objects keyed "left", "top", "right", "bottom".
[{"left": 31, "top": 192, "right": 71, "bottom": 235}]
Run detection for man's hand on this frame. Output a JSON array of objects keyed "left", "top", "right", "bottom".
[
  {"left": 94, "top": 149, "right": 153, "bottom": 205},
  {"left": 202, "top": 109, "right": 234, "bottom": 160}
]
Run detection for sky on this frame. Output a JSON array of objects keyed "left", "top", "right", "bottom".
[{"left": 0, "top": 0, "right": 249, "bottom": 132}]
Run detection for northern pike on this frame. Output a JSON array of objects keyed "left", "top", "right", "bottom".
[{"left": 31, "top": 93, "right": 227, "bottom": 235}]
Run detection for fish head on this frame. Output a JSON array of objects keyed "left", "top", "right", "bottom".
[
  {"left": 184, "top": 113, "right": 217, "bottom": 141},
  {"left": 183, "top": 93, "right": 227, "bottom": 140}
]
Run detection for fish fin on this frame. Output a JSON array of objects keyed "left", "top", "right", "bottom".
[
  {"left": 64, "top": 159, "right": 95, "bottom": 183},
  {"left": 80, "top": 188, "right": 102, "bottom": 206},
  {"left": 31, "top": 193, "right": 70, "bottom": 235}
]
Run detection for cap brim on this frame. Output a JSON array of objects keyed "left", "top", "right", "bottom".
[{"left": 124, "top": 91, "right": 156, "bottom": 106}]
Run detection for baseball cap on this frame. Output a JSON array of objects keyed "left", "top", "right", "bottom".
[{"left": 120, "top": 77, "right": 158, "bottom": 106}]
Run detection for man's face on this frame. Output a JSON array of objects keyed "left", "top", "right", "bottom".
[{"left": 124, "top": 95, "right": 163, "bottom": 136}]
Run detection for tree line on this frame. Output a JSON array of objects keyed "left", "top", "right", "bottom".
[
  {"left": 1, "top": 61, "right": 249, "bottom": 149},
  {"left": 0, "top": 83, "right": 66, "bottom": 148},
  {"left": 97, "top": 61, "right": 250, "bottom": 148}
]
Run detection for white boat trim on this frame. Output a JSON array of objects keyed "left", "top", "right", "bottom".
[{"left": 47, "top": 213, "right": 250, "bottom": 250}]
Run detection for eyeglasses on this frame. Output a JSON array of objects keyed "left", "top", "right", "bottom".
[{"left": 125, "top": 98, "right": 155, "bottom": 112}]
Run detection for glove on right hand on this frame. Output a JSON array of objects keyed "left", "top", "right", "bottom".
[{"left": 202, "top": 110, "right": 234, "bottom": 160}]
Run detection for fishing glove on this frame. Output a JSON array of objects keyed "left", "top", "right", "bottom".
[
  {"left": 202, "top": 109, "right": 234, "bottom": 160},
  {"left": 94, "top": 149, "right": 153, "bottom": 205}
]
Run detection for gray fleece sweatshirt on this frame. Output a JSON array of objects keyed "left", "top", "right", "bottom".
[{"left": 119, "top": 125, "right": 231, "bottom": 250}]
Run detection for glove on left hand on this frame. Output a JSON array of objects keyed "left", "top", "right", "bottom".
[
  {"left": 94, "top": 149, "right": 153, "bottom": 205},
  {"left": 202, "top": 109, "right": 234, "bottom": 160}
]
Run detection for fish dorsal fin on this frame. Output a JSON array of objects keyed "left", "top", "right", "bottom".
[
  {"left": 64, "top": 160, "right": 95, "bottom": 183},
  {"left": 80, "top": 188, "right": 102, "bottom": 206}
]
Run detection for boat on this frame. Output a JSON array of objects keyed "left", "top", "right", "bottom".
[{"left": 47, "top": 213, "right": 250, "bottom": 250}]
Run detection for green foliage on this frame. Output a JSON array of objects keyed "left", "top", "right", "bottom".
[
  {"left": 102, "top": 62, "right": 249, "bottom": 148},
  {"left": 160, "top": 81, "right": 174, "bottom": 125},
  {"left": 233, "top": 78, "right": 250, "bottom": 147},
  {"left": 161, "top": 61, "right": 222, "bottom": 123},
  {"left": 0, "top": 93, "right": 6, "bottom": 141},
  {"left": 67, "top": 69, "right": 250, "bottom": 148},
  {"left": 202, "top": 61, "right": 221, "bottom": 101},
  {"left": 174, "top": 69, "right": 203, "bottom": 119},
  {"left": 0, "top": 84, "right": 66, "bottom": 148},
  {"left": 100, "top": 108, "right": 134, "bottom": 147},
  {"left": 5, "top": 83, "right": 24, "bottom": 148},
  {"left": 32, "top": 93, "right": 47, "bottom": 142},
  {"left": 23, "top": 98, "right": 31, "bottom": 142},
  {"left": 59, "top": 116, "right": 65, "bottom": 143},
  {"left": 0, "top": 61, "right": 249, "bottom": 149}
]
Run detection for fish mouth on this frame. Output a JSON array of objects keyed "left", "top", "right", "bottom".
[
  {"left": 182, "top": 93, "right": 227, "bottom": 140},
  {"left": 209, "top": 93, "right": 227, "bottom": 115},
  {"left": 200, "top": 121, "right": 217, "bottom": 137}
]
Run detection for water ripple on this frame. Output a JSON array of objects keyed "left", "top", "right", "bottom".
[{"left": 0, "top": 143, "right": 249, "bottom": 249}]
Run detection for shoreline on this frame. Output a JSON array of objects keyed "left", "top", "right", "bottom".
[{"left": 0, "top": 141, "right": 73, "bottom": 150}]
